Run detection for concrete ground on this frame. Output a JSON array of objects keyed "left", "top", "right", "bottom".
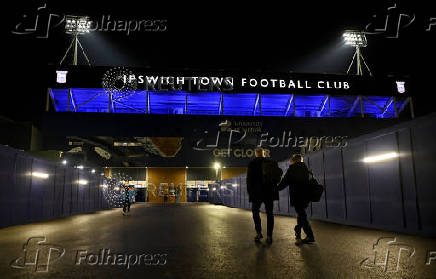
[{"left": 0, "top": 203, "right": 435, "bottom": 279}]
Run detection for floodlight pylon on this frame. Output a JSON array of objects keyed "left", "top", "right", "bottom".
[
  {"left": 59, "top": 15, "right": 91, "bottom": 66},
  {"left": 343, "top": 30, "right": 372, "bottom": 76}
]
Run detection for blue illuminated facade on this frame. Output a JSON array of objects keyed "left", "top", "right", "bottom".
[{"left": 49, "top": 89, "right": 407, "bottom": 118}]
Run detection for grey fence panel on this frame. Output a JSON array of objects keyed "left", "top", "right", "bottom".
[
  {"left": 366, "top": 133, "right": 404, "bottom": 230},
  {"left": 0, "top": 147, "right": 16, "bottom": 227},
  {"left": 42, "top": 164, "right": 56, "bottom": 221},
  {"left": 397, "top": 128, "right": 419, "bottom": 232},
  {"left": 411, "top": 122, "right": 436, "bottom": 235},
  {"left": 63, "top": 167, "right": 74, "bottom": 216},
  {"left": 71, "top": 171, "right": 79, "bottom": 214},
  {"left": 324, "top": 148, "right": 347, "bottom": 222},
  {"left": 53, "top": 167, "right": 65, "bottom": 218},
  {"left": 308, "top": 152, "right": 327, "bottom": 220},
  {"left": 12, "top": 154, "right": 33, "bottom": 226},
  {"left": 0, "top": 145, "right": 112, "bottom": 229},
  {"left": 342, "top": 143, "right": 371, "bottom": 226},
  {"left": 28, "top": 158, "right": 49, "bottom": 222}
]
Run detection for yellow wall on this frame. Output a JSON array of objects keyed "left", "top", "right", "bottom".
[
  {"left": 147, "top": 168, "right": 187, "bottom": 202},
  {"left": 222, "top": 167, "right": 247, "bottom": 180}
]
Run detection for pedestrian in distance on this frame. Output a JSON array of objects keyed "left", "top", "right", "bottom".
[
  {"left": 276, "top": 154, "right": 315, "bottom": 245},
  {"left": 122, "top": 186, "right": 131, "bottom": 216},
  {"left": 247, "top": 147, "right": 283, "bottom": 245}
]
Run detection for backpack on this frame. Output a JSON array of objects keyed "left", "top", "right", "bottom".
[
  {"left": 261, "top": 159, "right": 283, "bottom": 186},
  {"left": 308, "top": 170, "right": 324, "bottom": 202}
]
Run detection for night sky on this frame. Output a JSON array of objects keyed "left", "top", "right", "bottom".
[{"left": 4, "top": 0, "right": 436, "bottom": 122}]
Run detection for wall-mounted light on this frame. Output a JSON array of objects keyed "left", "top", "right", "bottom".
[
  {"left": 363, "top": 152, "right": 398, "bottom": 163},
  {"left": 32, "top": 172, "right": 49, "bottom": 179},
  {"left": 78, "top": 179, "right": 88, "bottom": 185}
]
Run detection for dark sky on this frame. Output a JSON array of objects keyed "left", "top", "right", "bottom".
[{"left": 4, "top": 0, "right": 436, "bottom": 122}]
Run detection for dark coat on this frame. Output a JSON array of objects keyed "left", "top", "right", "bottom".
[
  {"left": 276, "top": 162, "right": 310, "bottom": 207},
  {"left": 247, "top": 157, "right": 279, "bottom": 202}
]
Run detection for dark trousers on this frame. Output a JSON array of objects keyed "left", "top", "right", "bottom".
[
  {"left": 123, "top": 200, "right": 131, "bottom": 213},
  {"left": 294, "top": 205, "right": 314, "bottom": 239},
  {"left": 252, "top": 200, "right": 274, "bottom": 237}
]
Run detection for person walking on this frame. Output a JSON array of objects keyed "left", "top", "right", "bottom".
[
  {"left": 276, "top": 154, "right": 315, "bottom": 245},
  {"left": 247, "top": 147, "right": 282, "bottom": 245},
  {"left": 122, "top": 186, "right": 131, "bottom": 216}
]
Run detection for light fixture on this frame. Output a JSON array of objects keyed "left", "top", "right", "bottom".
[
  {"left": 62, "top": 160, "right": 67, "bottom": 165},
  {"left": 343, "top": 30, "right": 372, "bottom": 76},
  {"left": 100, "top": 173, "right": 105, "bottom": 176},
  {"left": 59, "top": 15, "right": 91, "bottom": 66},
  {"left": 343, "top": 30, "right": 367, "bottom": 47},
  {"left": 91, "top": 169, "right": 96, "bottom": 173},
  {"left": 32, "top": 172, "right": 49, "bottom": 179},
  {"left": 363, "top": 152, "right": 398, "bottom": 163},
  {"left": 78, "top": 179, "right": 88, "bottom": 185},
  {"left": 76, "top": 165, "right": 84, "bottom": 169},
  {"left": 65, "top": 15, "right": 91, "bottom": 34},
  {"left": 220, "top": 186, "right": 225, "bottom": 189},
  {"left": 232, "top": 184, "right": 238, "bottom": 187},
  {"left": 214, "top": 162, "right": 221, "bottom": 169},
  {"left": 212, "top": 187, "right": 216, "bottom": 191}
]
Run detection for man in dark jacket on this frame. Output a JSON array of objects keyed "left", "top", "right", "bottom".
[
  {"left": 276, "top": 154, "right": 315, "bottom": 245},
  {"left": 247, "top": 147, "right": 279, "bottom": 244}
]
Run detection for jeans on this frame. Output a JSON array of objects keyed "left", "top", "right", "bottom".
[
  {"left": 252, "top": 200, "right": 274, "bottom": 237},
  {"left": 294, "top": 205, "right": 314, "bottom": 239},
  {"left": 123, "top": 200, "right": 131, "bottom": 213}
]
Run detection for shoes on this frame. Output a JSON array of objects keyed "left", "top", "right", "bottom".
[
  {"left": 294, "top": 226, "right": 301, "bottom": 239},
  {"left": 302, "top": 237, "right": 315, "bottom": 244},
  {"left": 123, "top": 212, "right": 126, "bottom": 216},
  {"left": 254, "top": 232, "right": 263, "bottom": 242},
  {"left": 295, "top": 237, "right": 303, "bottom": 246},
  {"left": 266, "top": 236, "right": 273, "bottom": 245}
]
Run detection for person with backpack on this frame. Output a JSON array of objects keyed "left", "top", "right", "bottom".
[
  {"left": 247, "top": 147, "right": 282, "bottom": 245},
  {"left": 276, "top": 154, "right": 315, "bottom": 245}
]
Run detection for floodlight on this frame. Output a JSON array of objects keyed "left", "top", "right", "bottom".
[
  {"left": 343, "top": 30, "right": 367, "bottom": 47},
  {"left": 65, "top": 15, "right": 91, "bottom": 34},
  {"left": 343, "top": 30, "right": 372, "bottom": 76}
]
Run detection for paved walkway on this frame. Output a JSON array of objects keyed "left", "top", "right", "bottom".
[{"left": 0, "top": 203, "right": 435, "bottom": 278}]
